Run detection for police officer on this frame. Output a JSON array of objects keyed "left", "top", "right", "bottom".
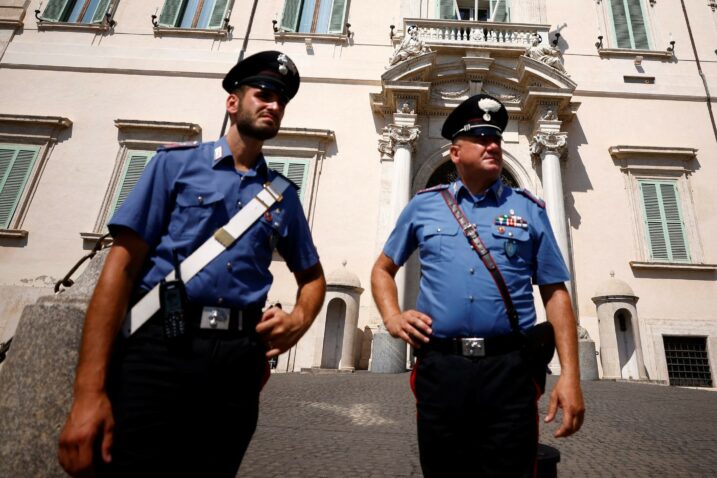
[
  {"left": 58, "top": 51, "right": 326, "bottom": 477},
  {"left": 371, "top": 94, "right": 584, "bottom": 477}
]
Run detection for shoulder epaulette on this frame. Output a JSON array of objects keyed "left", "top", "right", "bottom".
[
  {"left": 417, "top": 184, "right": 450, "bottom": 195},
  {"left": 157, "top": 141, "right": 200, "bottom": 152},
  {"left": 515, "top": 188, "right": 545, "bottom": 208}
]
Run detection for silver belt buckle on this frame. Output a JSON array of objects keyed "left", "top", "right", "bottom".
[
  {"left": 461, "top": 338, "right": 485, "bottom": 357},
  {"left": 200, "top": 307, "right": 231, "bottom": 331}
]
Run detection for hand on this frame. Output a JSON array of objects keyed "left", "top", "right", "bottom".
[
  {"left": 58, "top": 391, "right": 114, "bottom": 477},
  {"left": 256, "top": 306, "right": 309, "bottom": 359},
  {"left": 384, "top": 310, "right": 432, "bottom": 348},
  {"left": 544, "top": 375, "right": 585, "bottom": 438}
]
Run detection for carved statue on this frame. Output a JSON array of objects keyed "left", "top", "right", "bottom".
[
  {"left": 525, "top": 34, "right": 568, "bottom": 75},
  {"left": 388, "top": 25, "right": 431, "bottom": 66}
]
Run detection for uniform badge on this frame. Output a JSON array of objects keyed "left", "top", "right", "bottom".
[
  {"left": 478, "top": 97, "right": 502, "bottom": 122},
  {"left": 264, "top": 211, "right": 273, "bottom": 222},
  {"left": 505, "top": 240, "right": 517, "bottom": 258},
  {"left": 214, "top": 146, "right": 223, "bottom": 160}
]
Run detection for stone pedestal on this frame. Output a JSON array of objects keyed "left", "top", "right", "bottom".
[
  {"left": 579, "top": 339, "right": 599, "bottom": 381},
  {"left": 369, "top": 329, "right": 407, "bottom": 373},
  {"left": 0, "top": 249, "right": 108, "bottom": 478}
]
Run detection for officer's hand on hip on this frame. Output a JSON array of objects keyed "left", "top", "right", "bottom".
[
  {"left": 384, "top": 310, "right": 433, "bottom": 349},
  {"left": 58, "top": 390, "right": 114, "bottom": 477},
  {"left": 544, "top": 375, "right": 585, "bottom": 438},
  {"left": 256, "top": 306, "right": 307, "bottom": 358}
]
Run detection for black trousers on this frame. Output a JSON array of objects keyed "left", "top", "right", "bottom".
[
  {"left": 411, "top": 349, "right": 542, "bottom": 478},
  {"left": 98, "top": 319, "right": 268, "bottom": 478}
]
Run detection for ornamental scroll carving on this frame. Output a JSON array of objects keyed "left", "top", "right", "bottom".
[
  {"left": 378, "top": 124, "right": 421, "bottom": 160},
  {"left": 530, "top": 131, "right": 568, "bottom": 160}
]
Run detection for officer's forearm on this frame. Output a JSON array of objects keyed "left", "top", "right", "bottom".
[
  {"left": 541, "top": 284, "right": 580, "bottom": 381},
  {"left": 291, "top": 263, "right": 326, "bottom": 330},
  {"left": 371, "top": 253, "right": 402, "bottom": 322},
  {"left": 74, "top": 234, "right": 148, "bottom": 395}
]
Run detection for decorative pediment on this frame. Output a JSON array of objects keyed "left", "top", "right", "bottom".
[{"left": 372, "top": 45, "right": 578, "bottom": 123}]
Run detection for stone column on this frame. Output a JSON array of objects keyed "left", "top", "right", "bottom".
[
  {"left": 530, "top": 130, "right": 569, "bottom": 268},
  {"left": 371, "top": 114, "right": 420, "bottom": 373}
]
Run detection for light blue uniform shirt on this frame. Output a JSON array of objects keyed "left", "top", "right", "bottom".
[
  {"left": 383, "top": 180, "right": 569, "bottom": 338},
  {"left": 108, "top": 137, "right": 319, "bottom": 308}
]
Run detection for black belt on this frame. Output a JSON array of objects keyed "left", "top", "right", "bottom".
[
  {"left": 183, "top": 304, "right": 263, "bottom": 336},
  {"left": 419, "top": 334, "right": 525, "bottom": 358}
]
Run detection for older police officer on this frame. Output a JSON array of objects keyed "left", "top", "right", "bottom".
[
  {"left": 372, "top": 94, "right": 584, "bottom": 477},
  {"left": 58, "top": 51, "right": 326, "bottom": 477}
]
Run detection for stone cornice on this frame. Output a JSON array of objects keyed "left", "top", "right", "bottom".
[
  {"left": 608, "top": 146, "right": 697, "bottom": 161},
  {"left": 114, "top": 119, "right": 201, "bottom": 135},
  {"left": 0, "top": 114, "right": 72, "bottom": 130}
]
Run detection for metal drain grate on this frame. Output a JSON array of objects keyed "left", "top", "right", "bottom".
[{"left": 663, "top": 336, "right": 712, "bottom": 387}]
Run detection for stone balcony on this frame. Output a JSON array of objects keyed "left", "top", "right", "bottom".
[{"left": 403, "top": 18, "right": 551, "bottom": 55}]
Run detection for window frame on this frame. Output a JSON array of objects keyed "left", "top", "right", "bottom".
[
  {"left": 606, "top": 0, "right": 651, "bottom": 50},
  {"left": 154, "top": 0, "right": 234, "bottom": 37},
  {"left": 83, "top": 119, "right": 201, "bottom": 243},
  {"left": 38, "top": 0, "right": 116, "bottom": 31},
  {"left": 435, "top": 0, "right": 510, "bottom": 22},
  {"left": 0, "top": 114, "right": 72, "bottom": 241},
  {"left": 276, "top": 0, "right": 351, "bottom": 41},
  {"left": 610, "top": 145, "right": 716, "bottom": 271}
]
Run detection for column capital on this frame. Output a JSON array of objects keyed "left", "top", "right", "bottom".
[
  {"left": 378, "top": 124, "right": 421, "bottom": 160},
  {"left": 530, "top": 131, "right": 568, "bottom": 161}
]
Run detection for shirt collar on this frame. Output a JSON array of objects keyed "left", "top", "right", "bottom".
[
  {"left": 211, "top": 137, "right": 269, "bottom": 178},
  {"left": 453, "top": 179, "right": 504, "bottom": 203}
]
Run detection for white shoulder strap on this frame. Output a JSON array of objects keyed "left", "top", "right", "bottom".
[{"left": 122, "top": 176, "right": 291, "bottom": 337}]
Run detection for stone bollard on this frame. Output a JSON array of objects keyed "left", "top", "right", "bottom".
[
  {"left": 369, "top": 328, "right": 406, "bottom": 373},
  {"left": 0, "top": 249, "right": 108, "bottom": 478},
  {"left": 579, "top": 339, "right": 600, "bottom": 380}
]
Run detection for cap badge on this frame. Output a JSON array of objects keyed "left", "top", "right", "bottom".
[
  {"left": 478, "top": 97, "right": 501, "bottom": 122},
  {"left": 277, "top": 53, "right": 296, "bottom": 76}
]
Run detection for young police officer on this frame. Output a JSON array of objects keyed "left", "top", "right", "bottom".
[
  {"left": 58, "top": 51, "right": 326, "bottom": 477},
  {"left": 371, "top": 94, "right": 584, "bottom": 477}
]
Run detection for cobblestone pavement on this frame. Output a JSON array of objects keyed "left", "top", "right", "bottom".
[{"left": 238, "top": 373, "right": 717, "bottom": 477}]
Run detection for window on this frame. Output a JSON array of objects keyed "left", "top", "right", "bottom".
[
  {"left": 0, "top": 145, "right": 40, "bottom": 229},
  {"left": 436, "top": 0, "right": 509, "bottom": 22},
  {"left": 110, "top": 150, "right": 155, "bottom": 219},
  {"left": 40, "top": 0, "right": 113, "bottom": 24},
  {"left": 639, "top": 180, "right": 689, "bottom": 262},
  {"left": 610, "top": 145, "right": 715, "bottom": 271},
  {"left": 157, "top": 0, "right": 231, "bottom": 29},
  {"left": 84, "top": 119, "right": 200, "bottom": 242},
  {"left": 0, "top": 115, "right": 72, "bottom": 240},
  {"left": 266, "top": 158, "right": 310, "bottom": 204},
  {"left": 279, "top": 0, "right": 348, "bottom": 34},
  {"left": 607, "top": 0, "right": 650, "bottom": 49}
]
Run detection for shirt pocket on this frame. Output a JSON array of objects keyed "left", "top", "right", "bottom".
[
  {"left": 170, "top": 189, "right": 226, "bottom": 240},
  {"left": 491, "top": 226, "right": 532, "bottom": 264},
  {"left": 420, "top": 222, "right": 460, "bottom": 263}
]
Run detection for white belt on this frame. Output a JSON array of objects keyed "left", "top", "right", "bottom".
[{"left": 122, "top": 177, "right": 290, "bottom": 337}]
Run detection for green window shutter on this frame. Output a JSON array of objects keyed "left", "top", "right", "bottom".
[
  {"left": 280, "top": 0, "right": 301, "bottom": 32},
  {"left": 111, "top": 151, "right": 154, "bottom": 217},
  {"left": 91, "top": 0, "right": 113, "bottom": 24},
  {"left": 267, "top": 158, "right": 310, "bottom": 204},
  {"left": 327, "top": 0, "right": 348, "bottom": 34},
  {"left": 42, "top": 0, "right": 73, "bottom": 22},
  {"left": 627, "top": 0, "right": 649, "bottom": 49},
  {"left": 208, "top": 0, "right": 231, "bottom": 29},
  {"left": 0, "top": 145, "right": 40, "bottom": 229},
  {"left": 609, "top": 0, "right": 650, "bottom": 49},
  {"left": 436, "top": 0, "right": 458, "bottom": 19},
  {"left": 639, "top": 180, "right": 689, "bottom": 262},
  {"left": 158, "top": 0, "right": 185, "bottom": 27},
  {"left": 490, "top": 0, "right": 509, "bottom": 22}
]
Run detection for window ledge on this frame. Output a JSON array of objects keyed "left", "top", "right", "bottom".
[
  {"left": 153, "top": 26, "right": 229, "bottom": 38},
  {"left": 273, "top": 31, "right": 349, "bottom": 43},
  {"left": 80, "top": 232, "right": 112, "bottom": 246},
  {"left": 0, "top": 229, "right": 28, "bottom": 239},
  {"left": 598, "top": 48, "right": 674, "bottom": 61},
  {"left": 630, "top": 261, "right": 717, "bottom": 271},
  {"left": 37, "top": 21, "right": 111, "bottom": 32}
]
